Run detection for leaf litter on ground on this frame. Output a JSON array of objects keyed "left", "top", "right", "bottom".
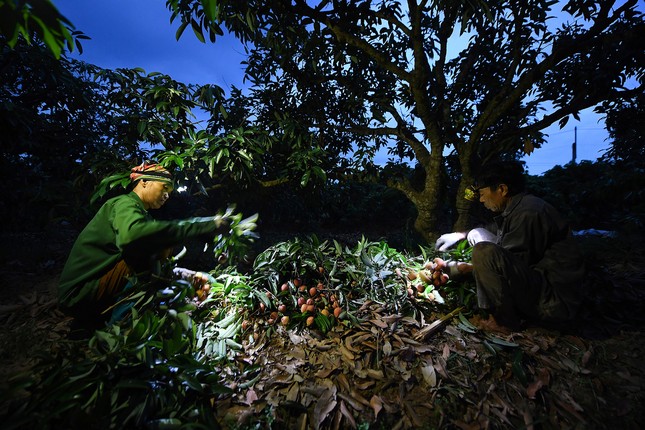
[{"left": 1, "top": 234, "right": 644, "bottom": 429}]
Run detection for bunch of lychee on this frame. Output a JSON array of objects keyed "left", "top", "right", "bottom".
[
  {"left": 257, "top": 273, "right": 344, "bottom": 329},
  {"left": 193, "top": 272, "right": 213, "bottom": 302},
  {"left": 406, "top": 257, "right": 450, "bottom": 299}
]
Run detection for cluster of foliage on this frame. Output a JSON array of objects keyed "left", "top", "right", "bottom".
[
  {"left": 0, "top": 235, "right": 476, "bottom": 429},
  {"left": 0, "top": 0, "right": 87, "bottom": 58},
  {"left": 527, "top": 160, "right": 645, "bottom": 231},
  {"left": 1, "top": 276, "right": 229, "bottom": 429},
  {"left": 243, "top": 236, "right": 475, "bottom": 333},
  {"left": 598, "top": 91, "right": 645, "bottom": 167},
  {"left": 0, "top": 39, "right": 268, "bottom": 230},
  {"left": 1, "top": 39, "right": 347, "bottom": 235}
]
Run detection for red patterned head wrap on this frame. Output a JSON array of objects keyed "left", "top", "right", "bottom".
[{"left": 129, "top": 161, "right": 174, "bottom": 185}]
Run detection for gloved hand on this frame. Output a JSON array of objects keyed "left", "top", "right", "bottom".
[
  {"left": 435, "top": 232, "right": 467, "bottom": 251},
  {"left": 446, "top": 260, "right": 472, "bottom": 279}
]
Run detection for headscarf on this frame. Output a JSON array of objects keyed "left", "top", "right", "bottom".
[{"left": 129, "top": 161, "right": 174, "bottom": 185}]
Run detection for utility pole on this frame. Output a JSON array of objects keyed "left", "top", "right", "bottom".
[{"left": 571, "top": 126, "right": 577, "bottom": 163}]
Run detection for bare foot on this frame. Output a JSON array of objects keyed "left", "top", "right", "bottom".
[{"left": 469, "top": 314, "right": 515, "bottom": 335}]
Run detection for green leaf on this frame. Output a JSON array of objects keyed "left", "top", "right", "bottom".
[
  {"left": 485, "top": 335, "right": 519, "bottom": 348},
  {"left": 178, "top": 312, "right": 192, "bottom": 331},
  {"left": 191, "top": 19, "right": 205, "bottom": 43},
  {"left": 146, "top": 418, "right": 183, "bottom": 430},
  {"left": 482, "top": 340, "right": 499, "bottom": 355},
  {"left": 201, "top": 0, "right": 217, "bottom": 22},
  {"left": 457, "top": 313, "right": 478, "bottom": 332},
  {"left": 312, "top": 166, "right": 327, "bottom": 181},
  {"left": 94, "top": 330, "right": 118, "bottom": 351},
  {"left": 40, "top": 26, "right": 62, "bottom": 59},
  {"left": 254, "top": 290, "right": 271, "bottom": 307},
  {"left": 512, "top": 351, "right": 528, "bottom": 385},
  {"left": 300, "top": 171, "right": 311, "bottom": 187},
  {"left": 245, "top": 9, "right": 255, "bottom": 32},
  {"left": 137, "top": 120, "right": 147, "bottom": 136}
]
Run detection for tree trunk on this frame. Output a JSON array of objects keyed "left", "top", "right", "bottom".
[
  {"left": 453, "top": 177, "right": 475, "bottom": 232},
  {"left": 389, "top": 160, "right": 445, "bottom": 243},
  {"left": 451, "top": 153, "right": 476, "bottom": 232},
  {"left": 411, "top": 197, "right": 441, "bottom": 243}
]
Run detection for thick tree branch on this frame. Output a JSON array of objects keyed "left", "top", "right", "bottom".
[
  {"left": 385, "top": 107, "right": 431, "bottom": 162},
  {"left": 293, "top": 0, "right": 412, "bottom": 82},
  {"left": 522, "top": 84, "right": 645, "bottom": 135},
  {"left": 472, "top": 16, "right": 638, "bottom": 146},
  {"left": 434, "top": 6, "right": 463, "bottom": 148},
  {"left": 406, "top": 0, "right": 442, "bottom": 150}
]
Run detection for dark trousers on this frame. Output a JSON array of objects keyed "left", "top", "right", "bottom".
[
  {"left": 67, "top": 260, "right": 133, "bottom": 334},
  {"left": 471, "top": 242, "right": 544, "bottom": 326}
]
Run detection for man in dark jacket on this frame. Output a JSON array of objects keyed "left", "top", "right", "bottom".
[
  {"left": 435, "top": 161, "right": 585, "bottom": 329},
  {"left": 58, "top": 161, "right": 230, "bottom": 329}
]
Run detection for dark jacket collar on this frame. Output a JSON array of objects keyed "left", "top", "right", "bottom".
[{"left": 501, "top": 192, "right": 527, "bottom": 218}]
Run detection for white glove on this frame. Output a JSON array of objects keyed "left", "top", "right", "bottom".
[
  {"left": 446, "top": 260, "right": 474, "bottom": 281},
  {"left": 466, "top": 228, "right": 497, "bottom": 246},
  {"left": 446, "top": 261, "right": 461, "bottom": 278},
  {"left": 435, "top": 232, "right": 467, "bottom": 251}
]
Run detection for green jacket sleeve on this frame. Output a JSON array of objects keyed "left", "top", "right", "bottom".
[
  {"left": 58, "top": 192, "right": 220, "bottom": 309},
  {"left": 112, "top": 193, "right": 218, "bottom": 262}
]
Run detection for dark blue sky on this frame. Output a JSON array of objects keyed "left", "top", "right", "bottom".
[
  {"left": 57, "top": 0, "right": 247, "bottom": 88},
  {"left": 55, "top": 0, "right": 611, "bottom": 175}
]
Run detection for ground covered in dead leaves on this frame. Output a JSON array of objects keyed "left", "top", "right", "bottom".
[
  {"left": 1, "top": 231, "right": 644, "bottom": 429},
  {"left": 210, "top": 300, "right": 645, "bottom": 429}
]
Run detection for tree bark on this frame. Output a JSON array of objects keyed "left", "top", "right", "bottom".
[
  {"left": 389, "top": 154, "right": 445, "bottom": 243},
  {"left": 452, "top": 157, "right": 475, "bottom": 232},
  {"left": 453, "top": 178, "right": 474, "bottom": 233}
]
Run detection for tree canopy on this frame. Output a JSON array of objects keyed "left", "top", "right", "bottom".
[
  {"left": 0, "top": 0, "right": 86, "bottom": 58},
  {"left": 166, "top": 0, "right": 644, "bottom": 239},
  {"left": 1, "top": 0, "right": 642, "bottom": 241},
  {"left": 599, "top": 91, "right": 644, "bottom": 166}
]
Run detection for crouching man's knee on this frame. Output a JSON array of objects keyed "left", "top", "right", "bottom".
[{"left": 472, "top": 241, "right": 504, "bottom": 268}]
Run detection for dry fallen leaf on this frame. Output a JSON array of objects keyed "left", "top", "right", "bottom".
[
  {"left": 442, "top": 343, "right": 450, "bottom": 359},
  {"left": 312, "top": 384, "right": 337, "bottom": 430},
  {"left": 335, "top": 372, "right": 351, "bottom": 392},
  {"left": 434, "top": 356, "right": 450, "bottom": 379},
  {"left": 244, "top": 388, "right": 259, "bottom": 405},
  {"left": 349, "top": 389, "right": 372, "bottom": 408},
  {"left": 581, "top": 349, "right": 592, "bottom": 367},
  {"left": 383, "top": 340, "right": 392, "bottom": 356},
  {"left": 370, "top": 318, "right": 388, "bottom": 329},
  {"left": 421, "top": 359, "right": 437, "bottom": 387},
  {"left": 339, "top": 400, "right": 357, "bottom": 428},
  {"left": 370, "top": 395, "right": 383, "bottom": 420},
  {"left": 337, "top": 392, "right": 365, "bottom": 412},
  {"left": 339, "top": 344, "right": 355, "bottom": 360},
  {"left": 526, "top": 368, "right": 550, "bottom": 399}
]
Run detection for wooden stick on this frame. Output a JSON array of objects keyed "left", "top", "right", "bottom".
[{"left": 414, "top": 306, "right": 464, "bottom": 341}]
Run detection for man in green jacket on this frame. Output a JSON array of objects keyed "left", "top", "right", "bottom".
[
  {"left": 435, "top": 161, "right": 585, "bottom": 330},
  {"left": 58, "top": 162, "right": 229, "bottom": 329}
]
